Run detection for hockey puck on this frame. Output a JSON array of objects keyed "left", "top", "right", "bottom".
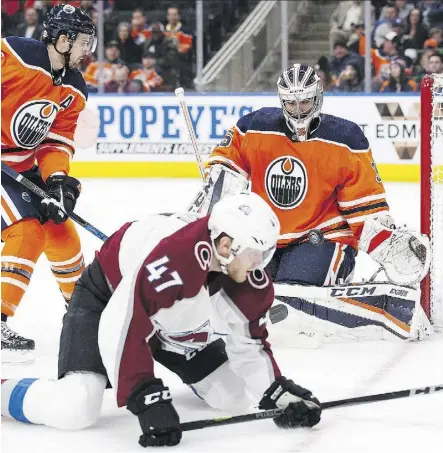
[{"left": 308, "top": 229, "right": 324, "bottom": 246}]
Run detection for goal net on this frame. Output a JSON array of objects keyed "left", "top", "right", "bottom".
[{"left": 421, "top": 73, "right": 443, "bottom": 327}]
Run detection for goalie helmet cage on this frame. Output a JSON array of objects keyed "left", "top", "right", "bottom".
[{"left": 420, "top": 73, "right": 443, "bottom": 327}]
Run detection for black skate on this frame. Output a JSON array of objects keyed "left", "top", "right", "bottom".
[{"left": 1, "top": 321, "right": 35, "bottom": 364}]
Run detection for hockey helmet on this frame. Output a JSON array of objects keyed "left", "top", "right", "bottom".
[
  {"left": 277, "top": 63, "right": 323, "bottom": 142},
  {"left": 43, "top": 4, "right": 97, "bottom": 53},
  {"left": 208, "top": 192, "right": 280, "bottom": 273}
]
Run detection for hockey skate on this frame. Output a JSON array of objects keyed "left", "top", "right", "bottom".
[{"left": 1, "top": 321, "right": 35, "bottom": 364}]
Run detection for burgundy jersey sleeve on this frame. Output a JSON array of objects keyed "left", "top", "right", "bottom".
[
  {"left": 212, "top": 269, "right": 281, "bottom": 402},
  {"left": 98, "top": 218, "right": 212, "bottom": 407}
]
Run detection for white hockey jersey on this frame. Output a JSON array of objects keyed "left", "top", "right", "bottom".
[{"left": 95, "top": 213, "right": 280, "bottom": 407}]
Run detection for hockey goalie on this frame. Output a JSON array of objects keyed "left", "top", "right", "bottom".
[{"left": 188, "top": 63, "right": 432, "bottom": 344}]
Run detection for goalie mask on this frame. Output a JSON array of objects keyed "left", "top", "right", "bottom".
[
  {"left": 277, "top": 64, "right": 323, "bottom": 142},
  {"left": 208, "top": 192, "right": 280, "bottom": 274}
]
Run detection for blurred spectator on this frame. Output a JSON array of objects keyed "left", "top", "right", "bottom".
[
  {"left": 15, "top": 7, "right": 44, "bottom": 40},
  {"left": 141, "top": 22, "right": 179, "bottom": 90},
  {"left": 374, "top": 31, "right": 404, "bottom": 74},
  {"left": 328, "top": 41, "right": 363, "bottom": 79},
  {"left": 391, "top": 17, "right": 407, "bottom": 45},
  {"left": 420, "top": 0, "right": 443, "bottom": 28},
  {"left": 415, "top": 52, "right": 443, "bottom": 83},
  {"left": 116, "top": 22, "right": 142, "bottom": 66},
  {"left": 130, "top": 53, "right": 164, "bottom": 92},
  {"left": 30, "top": 0, "right": 60, "bottom": 24},
  {"left": 2, "top": 0, "right": 20, "bottom": 16},
  {"left": 379, "top": 1, "right": 414, "bottom": 22},
  {"left": 315, "top": 56, "right": 335, "bottom": 91},
  {"left": 165, "top": 6, "right": 193, "bottom": 54},
  {"left": 403, "top": 8, "right": 429, "bottom": 49},
  {"left": 379, "top": 60, "right": 417, "bottom": 92},
  {"left": 418, "top": 38, "right": 439, "bottom": 72},
  {"left": 131, "top": 8, "right": 151, "bottom": 44},
  {"left": 331, "top": 62, "right": 364, "bottom": 92},
  {"left": 91, "top": 9, "right": 114, "bottom": 45},
  {"left": 374, "top": 4, "right": 398, "bottom": 47},
  {"left": 329, "top": 1, "right": 364, "bottom": 52},
  {"left": 83, "top": 40, "right": 125, "bottom": 92},
  {"left": 428, "top": 27, "right": 443, "bottom": 47},
  {"left": 79, "top": 0, "right": 95, "bottom": 16},
  {"left": 105, "top": 65, "right": 144, "bottom": 93},
  {"left": 347, "top": 22, "right": 366, "bottom": 55},
  {"left": 165, "top": 5, "right": 194, "bottom": 88}
]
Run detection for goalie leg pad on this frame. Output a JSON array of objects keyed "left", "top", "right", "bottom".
[
  {"left": 270, "top": 282, "right": 433, "bottom": 344},
  {"left": 268, "top": 240, "right": 356, "bottom": 286}
]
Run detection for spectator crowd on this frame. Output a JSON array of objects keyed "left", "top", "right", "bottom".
[
  {"left": 318, "top": 0, "right": 443, "bottom": 93},
  {"left": 2, "top": 0, "right": 443, "bottom": 93},
  {"left": 2, "top": 0, "right": 200, "bottom": 92}
]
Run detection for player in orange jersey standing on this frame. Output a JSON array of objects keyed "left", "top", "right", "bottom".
[
  {"left": 1, "top": 4, "right": 96, "bottom": 363},
  {"left": 188, "top": 63, "right": 430, "bottom": 336}
]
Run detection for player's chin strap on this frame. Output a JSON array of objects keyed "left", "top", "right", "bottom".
[
  {"left": 359, "top": 214, "right": 431, "bottom": 286},
  {"left": 211, "top": 239, "right": 241, "bottom": 275}
]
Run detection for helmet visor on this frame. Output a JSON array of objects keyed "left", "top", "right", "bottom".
[
  {"left": 234, "top": 245, "right": 276, "bottom": 270},
  {"left": 75, "top": 32, "right": 97, "bottom": 53}
]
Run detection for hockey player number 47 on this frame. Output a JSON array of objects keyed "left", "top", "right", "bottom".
[{"left": 146, "top": 256, "right": 183, "bottom": 292}]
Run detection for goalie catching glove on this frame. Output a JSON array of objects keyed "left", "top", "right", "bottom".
[
  {"left": 359, "top": 214, "right": 431, "bottom": 286},
  {"left": 126, "top": 378, "right": 182, "bottom": 447},
  {"left": 259, "top": 377, "right": 321, "bottom": 428}
]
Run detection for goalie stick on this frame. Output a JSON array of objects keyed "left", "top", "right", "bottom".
[
  {"left": 180, "top": 383, "right": 443, "bottom": 431},
  {"left": 175, "top": 87, "right": 205, "bottom": 181},
  {"left": 1, "top": 163, "right": 108, "bottom": 242}
]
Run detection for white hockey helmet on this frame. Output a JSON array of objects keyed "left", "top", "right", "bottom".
[
  {"left": 208, "top": 192, "right": 280, "bottom": 273},
  {"left": 277, "top": 63, "right": 323, "bottom": 142}
]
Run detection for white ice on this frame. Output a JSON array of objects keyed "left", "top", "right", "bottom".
[{"left": 2, "top": 180, "right": 443, "bottom": 453}]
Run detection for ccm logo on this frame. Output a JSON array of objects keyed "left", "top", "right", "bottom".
[
  {"left": 330, "top": 287, "right": 376, "bottom": 297},
  {"left": 144, "top": 390, "right": 172, "bottom": 405},
  {"left": 390, "top": 288, "right": 408, "bottom": 297}
]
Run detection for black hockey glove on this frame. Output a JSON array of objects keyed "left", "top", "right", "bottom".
[
  {"left": 259, "top": 377, "right": 321, "bottom": 428},
  {"left": 126, "top": 378, "right": 182, "bottom": 447},
  {"left": 39, "top": 175, "right": 81, "bottom": 224}
]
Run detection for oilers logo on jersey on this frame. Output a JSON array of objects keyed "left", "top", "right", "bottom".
[
  {"left": 264, "top": 156, "right": 308, "bottom": 210},
  {"left": 11, "top": 100, "right": 59, "bottom": 149}
]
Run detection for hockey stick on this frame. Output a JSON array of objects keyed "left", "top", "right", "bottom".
[
  {"left": 180, "top": 383, "right": 443, "bottom": 431},
  {"left": 175, "top": 87, "right": 205, "bottom": 181},
  {"left": 1, "top": 163, "right": 108, "bottom": 242}
]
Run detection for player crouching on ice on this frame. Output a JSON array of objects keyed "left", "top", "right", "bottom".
[
  {"left": 2, "top": 193, "right": 321, "bottom": 447},
  {"left": 188, "top": 63, "right": 432, "bottom": 342}
]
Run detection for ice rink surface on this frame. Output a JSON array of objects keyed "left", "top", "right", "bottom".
[{"left": 2, "top": 179, "right": 443, "bottom": 453}]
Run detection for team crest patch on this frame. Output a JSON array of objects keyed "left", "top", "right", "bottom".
[
  {"left": 11, "top": 100, "right": 59, "bottom": 149},
  {"left": 21, "top": 192, "right": 31, "bottom": 203},
  {"left": 194, "top": 241, "right": 212, "bottom": 270},
  {"left": 264, "top": 156, "right": 308, "bottom": 210}
]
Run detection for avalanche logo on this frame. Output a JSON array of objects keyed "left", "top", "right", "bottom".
[
  {"left": 264, "top": 156, "right": 308, "bottom": 210},
  {"left": 11, "top": 100, "right": 59, "bottom": 149},
  {"left": 154, "top": 320, "right": 215, "bottom": 355},
  {"left": 194, "top": 241, "right": 212, "bottom": 270}
]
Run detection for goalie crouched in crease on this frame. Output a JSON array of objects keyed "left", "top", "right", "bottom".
[
  {"left": 1, "top": 193, "right": 321, "bottom": 447},
  {"left": 188, "top": 63, "right": 431, "bottom": 340}
]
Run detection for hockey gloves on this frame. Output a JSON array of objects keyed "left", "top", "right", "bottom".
[
  {"left": 259, "top": 377, "right": 321, "bottom": 428},
  {"left": 127, "top": 378, "right": 182, "bottom": 447},
  {"left": 39, "top": 175, "right": 81, "bottom": 224}
]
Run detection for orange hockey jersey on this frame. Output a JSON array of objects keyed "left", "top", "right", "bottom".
[
  {"left": 207, "top": 108, "right": 389, "bottom": 249},
  {"left": 1, "top": 36, "right": 87, "bottom": 181}
]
